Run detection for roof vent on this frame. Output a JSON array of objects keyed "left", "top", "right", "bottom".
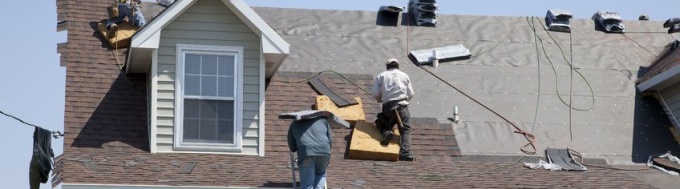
[
  {"left": 671, "top": 39, "right": 680, "bottom": 51},
  {"left": 409, "top": 0, "right": 438, "bottom": 27},
  {"left": 639, "top": 14, "right": 649, "bottom": 21},
  {"left": 545, "top": 9, "right": 573, "bottom": 32},
  {"left": 664, "top": 18, "right": 680, "bottom": 33},
  {"left": 408, "top": 44, "right": 471, "bottom": 66},
  {"left": 592, "top": 11, "right": 625, "bottom": 33}
]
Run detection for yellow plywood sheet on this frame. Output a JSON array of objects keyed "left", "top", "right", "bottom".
[
  {"left": 97, "top": 21, "right": 137, "bottom": 49},
  {"left": 349, "top": 121, "right": 401, "bottom": 161},
  {"left": 315, "top": 96, "right": 365, "bottom": 122}
]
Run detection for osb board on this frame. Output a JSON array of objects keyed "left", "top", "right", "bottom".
[
  {"left": 97, "top": 21, "right": 137, "bottom": 49},
  {"left": 349, "top": 121, "right": 401, "bottom": 161},
  {"left": 315, "top": 95, "right": 365, "bottom": 121}
]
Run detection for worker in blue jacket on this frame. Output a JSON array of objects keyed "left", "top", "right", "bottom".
[{"left": 287, "top": 117, "right": 332, "bottom": 189}]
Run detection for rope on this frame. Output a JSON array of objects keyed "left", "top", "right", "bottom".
[
  {"left": 470, "top": 21, "right": 515, "bottom": 59},
  {"left": 272, "top": 70, "right": 372, "bottom": 95},
  {"left": 531, "top": 17, "right": 595, "bottom": 112},
  {"left": 0, "top": 110, "right": 64, "bottom": 139},
  {"left": 527, "top": 17, "right": 541, "bottom": 134},
  {"left": 404, "top": 12, "right": 536, "bottom": 154},
  {"left": 621, "top": 33, "right": 657, "bottom": 56},
  {"left": 416, "top": 66, "right": 536, "bottom": 154}
]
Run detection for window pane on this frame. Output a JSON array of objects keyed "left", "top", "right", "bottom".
[
  {"left": 216, "top": 100, "right": 234, "bottom": 120},
  {"left": 200, "top": 99, "right": 217, "bottom": 119},
  {"left": 185, "top": 54, "right": 201, "bottom": 74},
  {"left": 202, "top": 55, "right": 218, "bottom": 75},
  {"left": 184, "top": 99, "right": 200, "bottom": 119},
  {"left": 218, "top": 55, "right": 235, "bottom": 76},
  {"left": 183, "top": 118, "right": 200, "bottom": 140},
  {"left": 185, "top": 75, "right": 201, "bottom": 96},
  {"left": 217, "top": 120, "right": 234, "bottom": 143},
  {"left": 201, "top": 76, "right": 218, "bottom": 96},
  {"left": 218, "top": 76, "right": 234, "bottom": 97},
  {"left": 200, "top": 119, "right": 217, "bottom": 141}
]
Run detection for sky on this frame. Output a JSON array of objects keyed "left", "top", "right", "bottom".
[{"left": 1, "top": 0, "right": 679, "bottom": 189}]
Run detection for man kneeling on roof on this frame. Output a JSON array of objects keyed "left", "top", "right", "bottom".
[
  {"left": 372, "top": 58, "right": 416, "bottom": 161},
  {"left": 106, "top": 0, "right": 146, "bottom": 38}
]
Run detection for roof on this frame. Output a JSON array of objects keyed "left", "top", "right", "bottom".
[
  {"left": 254, "top": 7, "right": 680, "bottom": 164},
  {"left": 56, "top": 0, "right": 680, "bottom": 188}
]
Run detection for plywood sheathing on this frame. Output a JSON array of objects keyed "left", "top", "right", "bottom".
[
  {"left": 97, "top": 21, "right": 137, "bottom": 49},
  {"left": 349, "top": 121, "right": 401, "bottom": 161},
  {"left": 315, "top": 95, "right": 365, "bottom": 122}
]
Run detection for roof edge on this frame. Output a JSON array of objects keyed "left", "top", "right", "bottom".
[{"left": 638, "top": 64, "right": 680, "bottom": 91}]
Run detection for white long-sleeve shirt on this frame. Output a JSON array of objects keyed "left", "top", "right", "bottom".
[{"left": 371, "top": 68, "right": 415, "bottom": 104}]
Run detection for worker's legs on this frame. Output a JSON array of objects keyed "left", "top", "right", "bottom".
[
  {"left": 105, "top": 4, "right": 145, "bottom": 28},
  {"left": 397, "top": 106, "right": 413, "bottom": 160},
  {"left": 298, "top": 156, "right": 329, "bottom": 189},
  {"left": 130, "top": 7, "right": 146, "bottom": 27}
]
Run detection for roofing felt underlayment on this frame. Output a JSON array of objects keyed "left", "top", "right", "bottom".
[{"left": 254, "top": 7, "right": 680, "bottom": 164}]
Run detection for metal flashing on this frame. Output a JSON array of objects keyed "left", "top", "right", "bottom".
[{"left": 408, "top": 44, "right": 471, "bottom": 65}]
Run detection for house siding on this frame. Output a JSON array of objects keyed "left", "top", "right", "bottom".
[
  {"left": 660, "top": 82, "right": 680, "bottom": 130},
  {"left": 155, "top": 0, "right": 260, "bottom": 154}
]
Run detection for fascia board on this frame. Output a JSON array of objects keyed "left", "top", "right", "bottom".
[{"left": 638, "top": 65, "right": 680, "bottom": 92}]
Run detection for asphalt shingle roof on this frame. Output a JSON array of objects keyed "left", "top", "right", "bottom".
[{"left": 56, "top": 0, "right": 673, "bottom": 188}]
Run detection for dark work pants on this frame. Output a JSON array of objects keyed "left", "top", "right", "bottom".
[
  {"left": 29, "top": 155, "right": 40, "bottom": 189},
  {"left": 375, "top": 100, "right": 412, "bottom": 157}
]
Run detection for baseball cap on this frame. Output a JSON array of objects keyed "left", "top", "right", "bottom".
[{"left": 386, "top": 58, "right": 399, "bottom": 65}]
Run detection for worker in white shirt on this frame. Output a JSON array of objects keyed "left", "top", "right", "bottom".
[{"left": 371, "top": 58, "right": 415, "bottom": 161}]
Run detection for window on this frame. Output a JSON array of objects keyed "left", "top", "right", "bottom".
[{"left": 175, "top": 44, "right": 243, "bottom": 151}]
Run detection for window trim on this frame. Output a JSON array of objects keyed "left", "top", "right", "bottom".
[{"left": 174, "top": 44, "right": 244, "bottom": 152}]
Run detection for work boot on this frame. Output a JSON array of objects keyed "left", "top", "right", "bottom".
[
  {"left": 380, "top": 130, "right": 394, "bottom": 145},
  {"left": 108, "top": 23, "right": 119, "bottom": 38},
  {"left": 399, "top": 154, "right": 415, "bottom": 162}
]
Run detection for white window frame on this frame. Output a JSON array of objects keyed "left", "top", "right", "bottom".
[{"left": 174, "top": 44, "right": 244, "bottom": 152}]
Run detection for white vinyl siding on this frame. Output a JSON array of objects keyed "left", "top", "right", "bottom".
[{"left": 154, "top": 0, "right": 261, "bottom": 154}]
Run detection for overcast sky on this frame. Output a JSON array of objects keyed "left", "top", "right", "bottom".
[{"left": 1, "top": 0, "right": 680, "bottom": 189}]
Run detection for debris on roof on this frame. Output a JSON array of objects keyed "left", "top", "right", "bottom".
[
  {"left": 309, "top": 76, "right": 359, "bottom": 107},
  {"left": 545, "top": 9, "right": 573, "bottom": 32},
  {"left": 546, "top": 148, "right": 587, "bottom": 171},
  {"left": 648, "top": 152, "right": 680, "bottom": 175},
  {"left": 408, "top": 44, "right": 471, "bottom": 66},
  {"left": 349, "top": 121, "right": 401, "bottom": 161},
  {"left": 315, "top": 95, "right": 366, "bottom": 123},
  {"left": 592, "top": 11, "right": 625, "bottom": 33},
  {"left": 408, "top": 0, "right": 438, "bottom": 27}
]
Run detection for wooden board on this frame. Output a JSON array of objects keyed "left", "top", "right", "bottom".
[
  {"left": 97, "top": 21, "right": 138, "bottom": 49},
  {"left": 315, "top": 95, "right": 365, "bottom": 122},
  {"left": 348, "top": 121, "right": 401, "bottom": 161}
]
